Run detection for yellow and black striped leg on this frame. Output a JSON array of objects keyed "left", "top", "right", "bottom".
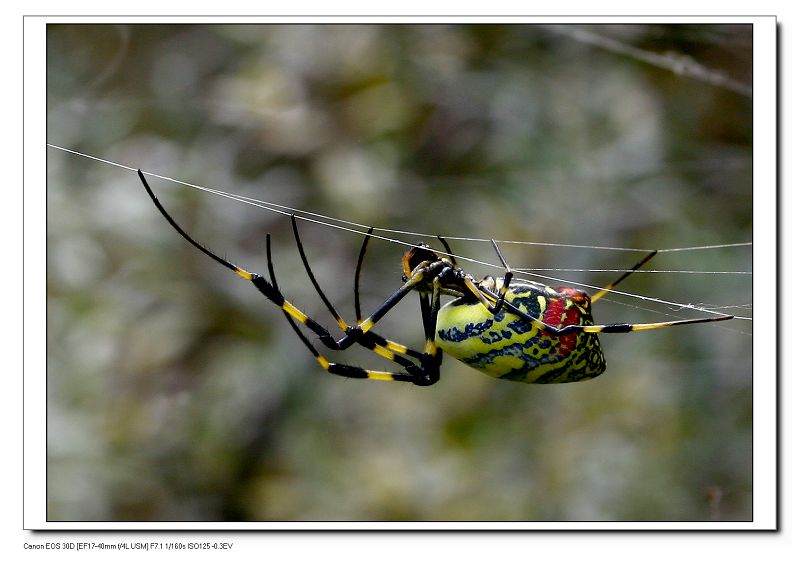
[
  {"left": 556, "top": 315, "right": 735, "bottom": 335},
  {"left": 140, "top": 180, "right": 347, "bottom": 351},
  {"left": 139, "top": 171, "right": 439, "bottom": 385},
  {"left": 472, "top": 280, "right": 734, "bottom": 338},
  {"left": 590, "top": 249, "right": 658, "bottom": 303},
  {"left": 580, "top": 248, "right": 733, "bottom": 331},
  {"left": 268, "top": 226, "right": 444, "bottom": 384},
  {"left": 288, "top": 215, "right": 427, "bottom": 363},
  {"left": 266, "top": 232, "right": 427, "bottom": 375},
  {"left": 273, "top": 297, "right": 421, "bottom": 383},
  {"left": 284, "top": 214, "right": 457, "bottom": 377},
  {"left": 416, "top": 285, "right": 443, "bottom": 386},
  {"left": 264, "top": 235, "right": 436, "bottom": 384},
  {"left": 353, "top": 227, "right": 429, "bottom": 362},
  {"left": 289, "top": 215, "right": 350, "bottom": 336},
  {"left": 276, "top": 261, "right": 438, "bottom": 356}
]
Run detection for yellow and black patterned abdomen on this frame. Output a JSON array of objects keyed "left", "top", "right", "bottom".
[{"left": 435, "top": 279, "right": 606, "bottom": 383}]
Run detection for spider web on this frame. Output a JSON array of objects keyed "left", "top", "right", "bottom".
[{"left": 47, "top": 143, "right": 753, "bottom": 330}]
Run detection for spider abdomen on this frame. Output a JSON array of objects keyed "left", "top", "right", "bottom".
[{"left": 435, "top": 279, "right": 607, "bottom": 383}]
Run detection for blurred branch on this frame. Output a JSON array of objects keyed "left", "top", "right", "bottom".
[
  {"left": 85, "top": 25, "right": 131, "bottom": 92},
  {"left": 545, "top": 25, "right": 752, "bottom": 97}
]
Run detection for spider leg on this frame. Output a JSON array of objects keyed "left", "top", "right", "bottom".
[
  {"left": 487, "top": 239, "right": 514, "bottom": 315},
  {"left": 288, "top": 215, "right": 426, "bottom": 361},
  {"left": 266, "top": 231, "right": 445, "bottom": 383},
  {"left": 409, "top": 282, "right": 444, "bottom": 386},
  {"left": 352, "top": 226, "right": 427, "bottom": 360},
  {"left": 471, "top": 274, "right": 732, "bottom": 336},
  {"left": 289, "top": 215, "right": 349, "bottom": 333},
  {"left": 437, "top": 236, "right": 458, "bottom": 268},
  {"left": 140, "top": 171, "right": 438, "bottom": 384},
  {"left": 267, "top": 230, "right": 423, "bottom": 370},
  {"left": 272, "top": 298, "right": 424, "bottom": 383},
  {"left": 278, "top": 255, "right": 443, "bottom": 354},
  {"left": 591, "top": 249, "right": 659, "bottom": 303},
  {"left": 354, "top": 226, "right": 372, "bottom": 323},
  {"left": 580, "top": 249, "right": 734, "bottom": 331},
  {"left": 265, "top": 233, "right": 434, "bottom": 383},
  {"left": 558, "top": 315, "right": 734, "bottom": 334}
]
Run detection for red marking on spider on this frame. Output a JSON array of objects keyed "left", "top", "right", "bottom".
[{"left": 544, "top": 298, "right": 581, "bottom": 356}]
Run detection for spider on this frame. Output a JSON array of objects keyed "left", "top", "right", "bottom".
[{"left": 139, "top": 171, "right": 733, "bottom": 386}]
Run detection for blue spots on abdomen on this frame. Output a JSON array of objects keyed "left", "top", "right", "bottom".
[{"left": 437, "top": 318, "right": 493, "bottom": 343}]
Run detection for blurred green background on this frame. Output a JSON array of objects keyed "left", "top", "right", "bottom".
[{"left": 46, "top": 24, "right": 753, "bottom": 522}]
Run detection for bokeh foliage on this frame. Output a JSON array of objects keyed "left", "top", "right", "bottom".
[{"left": 47, "top": 24, "right": 752, "bottom": 522}]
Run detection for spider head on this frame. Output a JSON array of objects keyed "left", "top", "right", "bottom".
[
  {"left": 401, "top": 244, "right": 441, "bottom": 281},
  {"left": 402, "top": 243, "right": 465, "bottom": 296}
]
